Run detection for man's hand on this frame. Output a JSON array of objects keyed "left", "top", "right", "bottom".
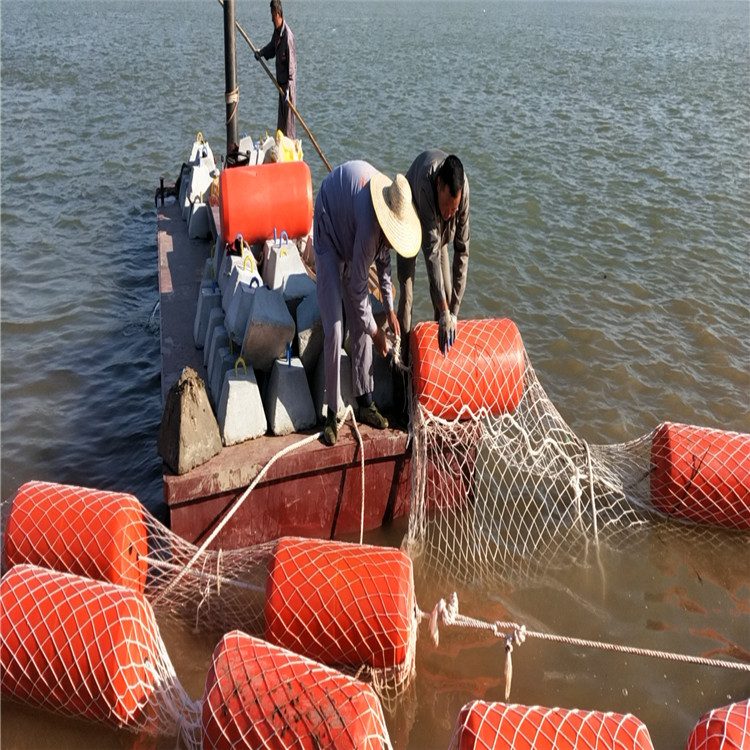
[
  {"left": 254, "top": 49, "right": 262, "bottom": 61},
  {"left": 386, "top": 309, "right": 400, "bottom": 339},
  {"left": 438, "top": 310, "right": 457, "bottom": 355},
  {"left": 372, "top": 327, "right": 390, "bottom": 358}
]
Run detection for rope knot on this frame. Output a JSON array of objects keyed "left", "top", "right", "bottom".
[{"left": 428, "top": 592, "right": 460, "bottom": 647}]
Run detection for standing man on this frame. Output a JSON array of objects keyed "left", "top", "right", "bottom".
[
  {"left": 397, "top": 150, "right": 470, "bottom": 356},
  {"left": 255, "top": 0, "right": 296, "bottom": 138},
  {"left": 314, "top": 161, "right": 422, "bottom": 446}
]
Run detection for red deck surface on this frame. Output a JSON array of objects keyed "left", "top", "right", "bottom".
[{"left": 157, "top": 198, "right": 412, "bottom": 549}]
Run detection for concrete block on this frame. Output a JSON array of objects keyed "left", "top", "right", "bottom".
[
  {"left": 261, "top": 238, "right": 308, "bottom": 290},
  {"left": 217, "top": 363, "right": 267, "bottom": 445},
  {"left": 225, "top": 280, "right": 259, "bottom": 347},
  {"left": 295, "top": 292, "right": 324, "bottom": 377},
  {"left": 188, "top": 200, "right": 211, "bottom": 239},
  {"left": 203, "top": 308, "right": 224, "bottom": 366},
  {"left": 221, "top": 255, "right": 262, "bottom": 314},
  {"left": 241, "top": 286, "right": 296, "bottom": 372},
  {"left": 283, "top": 271, "right": 316, "bottom": 320},
  {"left": 157, "top": 366, "right": 221, "bottom": 475},
  {"left": 200, "top": 257, "right": 214, "bottom": 289},
  {"left": 209, "top": 345, "right": 236, "bottom": 408},
  {"left": 312, "top": 347, "right": 356, "bottom": 421},
  {"left": 264, "top": 357, "right": 317, "bottom": 436},
  {"left": 193, "top": 286, "right": 222, "bottom": 349},
  {"left": 206, "top": 325, "right": 229, "bottom": 380}
]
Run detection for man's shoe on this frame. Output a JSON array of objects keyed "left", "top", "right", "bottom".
[
  {"left": 323, "top": 412, "right": 338, "bottom": 446},
  {"left": 358, "top": 402, "right": 388, "bottom": 429}
]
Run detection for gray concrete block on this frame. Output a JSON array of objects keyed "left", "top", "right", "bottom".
[
  {"left": 225, "top": 279, "right": 260, "bottom": 347},
  {"left": 217, "top": 364, "right": 267, "bottom": 445},
  {"left": 295, "top": 292, "right": 324, "bottom": 376},
  {"left": 203, "top": 308, "right": 225, "bottom": 366},
  {"left": 264, "top": 357, "right": 317, "bottom": 436},
  {"left": 210, "top": 345, "right": 236, "bottom": 408},
  {"left": 194, "top": 286, "right": 222, "bottom": 349},
  {"left": 206, "top": 325, "right": 229, "bottom": 382},
  {"left": 283, "top": 272, "right": 316, "bottom": 320},
  {"left": 261, "top": 239, "right": 308, "bottom": 290},
  {"left": 240, "top": 287, "right": 296, "bottom": 372}
]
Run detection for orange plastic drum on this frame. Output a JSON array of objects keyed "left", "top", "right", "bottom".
[
  {"left": 219, "top": 161, "right": 313, "bottom": 244},
  {"left": 0, "top": 564, "right": 159, "bottom": 728},
  {"left": 650, "top": 422, "right": 750, "bottom": 530},
  {"left": 451, "top": 701, "right": 654, "bottom": 750},
  {"left": 411, "top": 318, "right": 525, "bottom": 420},
  {"left": 264, "top": 537, "right": 414, "bottom": 670},
  {"left": 3, "top": 480, "right": 148, "bottom": 593},
  {"left": 687, "top": 700, "right": 750, "bottom": 750},
  {"left": 202, "top": 630, "right": 389, "bottom": 750}
]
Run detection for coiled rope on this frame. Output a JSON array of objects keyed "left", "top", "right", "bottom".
[{"left": 425, "top": 592, "right": 750, "bottom": 701}]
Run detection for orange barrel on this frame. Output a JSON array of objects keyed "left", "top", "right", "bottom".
[
  {"left": 411, "top": 318, "right": 525, "bottom": 420},
  {"left": 451, "top": 701, "right": 655, "bottom": 750},
  {"left": 219, "top": 161, "right": 313, "bottom": 244},
  {"left": 2, "top": 480, "right": 148, "bottom": 593},
  {"left": 202, "top": 630, "right": 390, "bottom": 750},
  {"left": 650, "top": 422, "right": 750, "bottom": 530},
  {"left": 687, "top": 700, "right": 750, "bottom": 750},
  {"left": 264, "top": 537, "right": 415, "bottom": 670},
  {"left": 0, "top": 564, "right": 161, "bottom": 729}
]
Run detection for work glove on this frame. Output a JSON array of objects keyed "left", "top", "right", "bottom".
[
  {"left": 254, "top": 49, "right": 261, "bottom": 61},
  {"left": 283, "top": 88, "right": 289, "bottom": 103},
  {"left": 438, "top": 310, "right": 458, "bottom": 355}
]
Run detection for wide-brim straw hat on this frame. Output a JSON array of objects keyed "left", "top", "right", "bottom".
[{"left": 370, "top": 172, "right": 421, "bottom": 259}]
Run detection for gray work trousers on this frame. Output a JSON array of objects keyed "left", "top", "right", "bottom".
[{"left": 315, "top": 240, "right": 374, "bottom": 416}]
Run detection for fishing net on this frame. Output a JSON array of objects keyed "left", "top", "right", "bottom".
[
  {"left": 404, "top": 318, "right": 750, "bottom": 586},
  {"left": 0, "top": 480, "right": 418, "bottom": 715}
]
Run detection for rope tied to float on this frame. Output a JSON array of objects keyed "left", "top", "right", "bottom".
[{"left": 423, "top": 592, "right": 750, "bottom": 701}]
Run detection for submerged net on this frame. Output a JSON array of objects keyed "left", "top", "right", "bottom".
[{"left": 404, "top": 318, "right": 750, "bottom": 586}]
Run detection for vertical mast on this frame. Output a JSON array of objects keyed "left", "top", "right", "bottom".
[{"left": 223, "top": 0, "right": 240, "bottom": 164}]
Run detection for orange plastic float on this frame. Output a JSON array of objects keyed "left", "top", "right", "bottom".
[
  {"left": 2, "top": 480, "right": 149, "bottom": 592},
  {"left": 686, "top": 700, "right": 750, "bottom": 750},
  {"left": 219, "top": 160, "right": 313, "bottom": 244},
  {"left": 411, "top": 318, "right": 525, "bottom": 420},
  {"left": 0, "top": 564, "right": 162, "bottom": 729},
  {"left": 202, "top": 630, "right": 391, "bottom": 750},
  {"left": 650, "top": 422, "right": 750, "bottom": 530},
  {"left": 264, "top": 536, "right": 415, "bottom": 671},
  {"left": 450, "top": 701, "right": 655, "bottom": 750}
]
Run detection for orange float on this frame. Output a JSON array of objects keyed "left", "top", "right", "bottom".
[
  {"left": 264, "top": 537, "right": 415, "bottom": 670},
  {"left": 410, "top": 318, "right": 525, "bottom": 420},
  {"left": 650, "top": 422, "right": 750, "bottom": 530},
  {"left": 219, "top": 160, "right": 313, "bottom": 244},
  {"left": 202, "top": 630, "right": 390, "bottom": 750},
  {"left": 2, "top": 480, "right": 149, "bottom": 593},
  {"left": 451, "top": 701, "right": 654, "bottom": 750},
  {"left": 686, "top": 700, "right": 750, "bottom": 750},
  {"left": 0, "top": 564, "right": 160, "bottom": 728}
]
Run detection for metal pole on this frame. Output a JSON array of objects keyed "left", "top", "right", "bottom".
[{"left": 223, "top": 0, "right": 240, "bottom": 164}]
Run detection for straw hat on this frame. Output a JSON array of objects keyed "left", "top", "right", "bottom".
[{"left": 370, "top": 172, "right": 422, "bottom": 259}]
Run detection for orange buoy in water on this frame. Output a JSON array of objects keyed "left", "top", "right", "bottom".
[
  {"left": 264, "top": 537, "right": 415, "bottom": 671},
  {"left": 1, "top": 564, "right": 162, "bottom": 729},
  {"left": 202, "top": 630, "right": 391, "bottom": 750},
  {"left": 2, "top": 480, "right": 148, "bottom": 593},
  {"left": 687, "top": 700, "right": 750, "bottom": 750},
  {"left": 219, "top": 161, "right": 313, "bottom": 245},
  {"left": 450, "top": 701, "right": 655, "bottom": 750},
  {"left": 411, "top": 318, "right": 525, "bottom": 420},
  {"left": 650, "top": 422, "right": 750, "bottom": 530}
]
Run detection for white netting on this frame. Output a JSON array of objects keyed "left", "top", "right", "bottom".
[
  {"left": 0, "top": 480, "right": 418, "bottom": 713},
  {"left": 0, "top": 563, "right": 201, "bottom": 747},
  {"left": 448, "top": 701, "right": 655, "bottom": 750},
  {"left": 404, "top": 318, "right": 750, "bottom": 586}
]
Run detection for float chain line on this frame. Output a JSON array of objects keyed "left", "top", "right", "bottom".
[
  {"left": 151, "top": 410, "right": 367, "bottom": 607},
  {"left": 425, "top": 592, "right": 750, "bottom": 701}
]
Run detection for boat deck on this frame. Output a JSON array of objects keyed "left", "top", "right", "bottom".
[{"left": 157, "top": 197, "right": 412, "bottom": 549}]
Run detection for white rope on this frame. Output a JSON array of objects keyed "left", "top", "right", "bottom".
[{"left": 424, "top": 592, "right": 750, "bottom": 700}]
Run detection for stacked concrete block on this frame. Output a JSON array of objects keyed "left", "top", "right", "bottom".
[
  {"left": 241, "top": 287, "right": 296, "bottom": 372},
  {"left": 203, "top": 308, "right": 225, "bottom": 366},
  {"left": 187, "top": 200, "right": 211, "bottom": 239},
  {"left": 312, "top": 347, "right": 356, "bottom": 421},
  {"left": 282, "top": 272, "right": 316, "bottom": 321},
  {"left": 295, "top": 292, "right": 324, "bottom": 378},
  {"left": 217, "top": 362, "right": 268, "bottom": 445},
  {"left": 205, "top": 323, "right": 229, "bottom": 382},
  {"left": 225, "top": 280, "right": 259, "bottom": 347},
  {"left": 221, "top": 255, "right": 262, "bottom": 313},
  {"left": 209, "top": 345, "right": 237, "bottom": 407},
  {"left": 261, "top": 238, "right": 307, "bottom": 290},
  {"left": 263, "top": 357, "right": 317, "bottom": 436},
  {"left": 194, "top": 287, "right": 222, "bottom": 349}
]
